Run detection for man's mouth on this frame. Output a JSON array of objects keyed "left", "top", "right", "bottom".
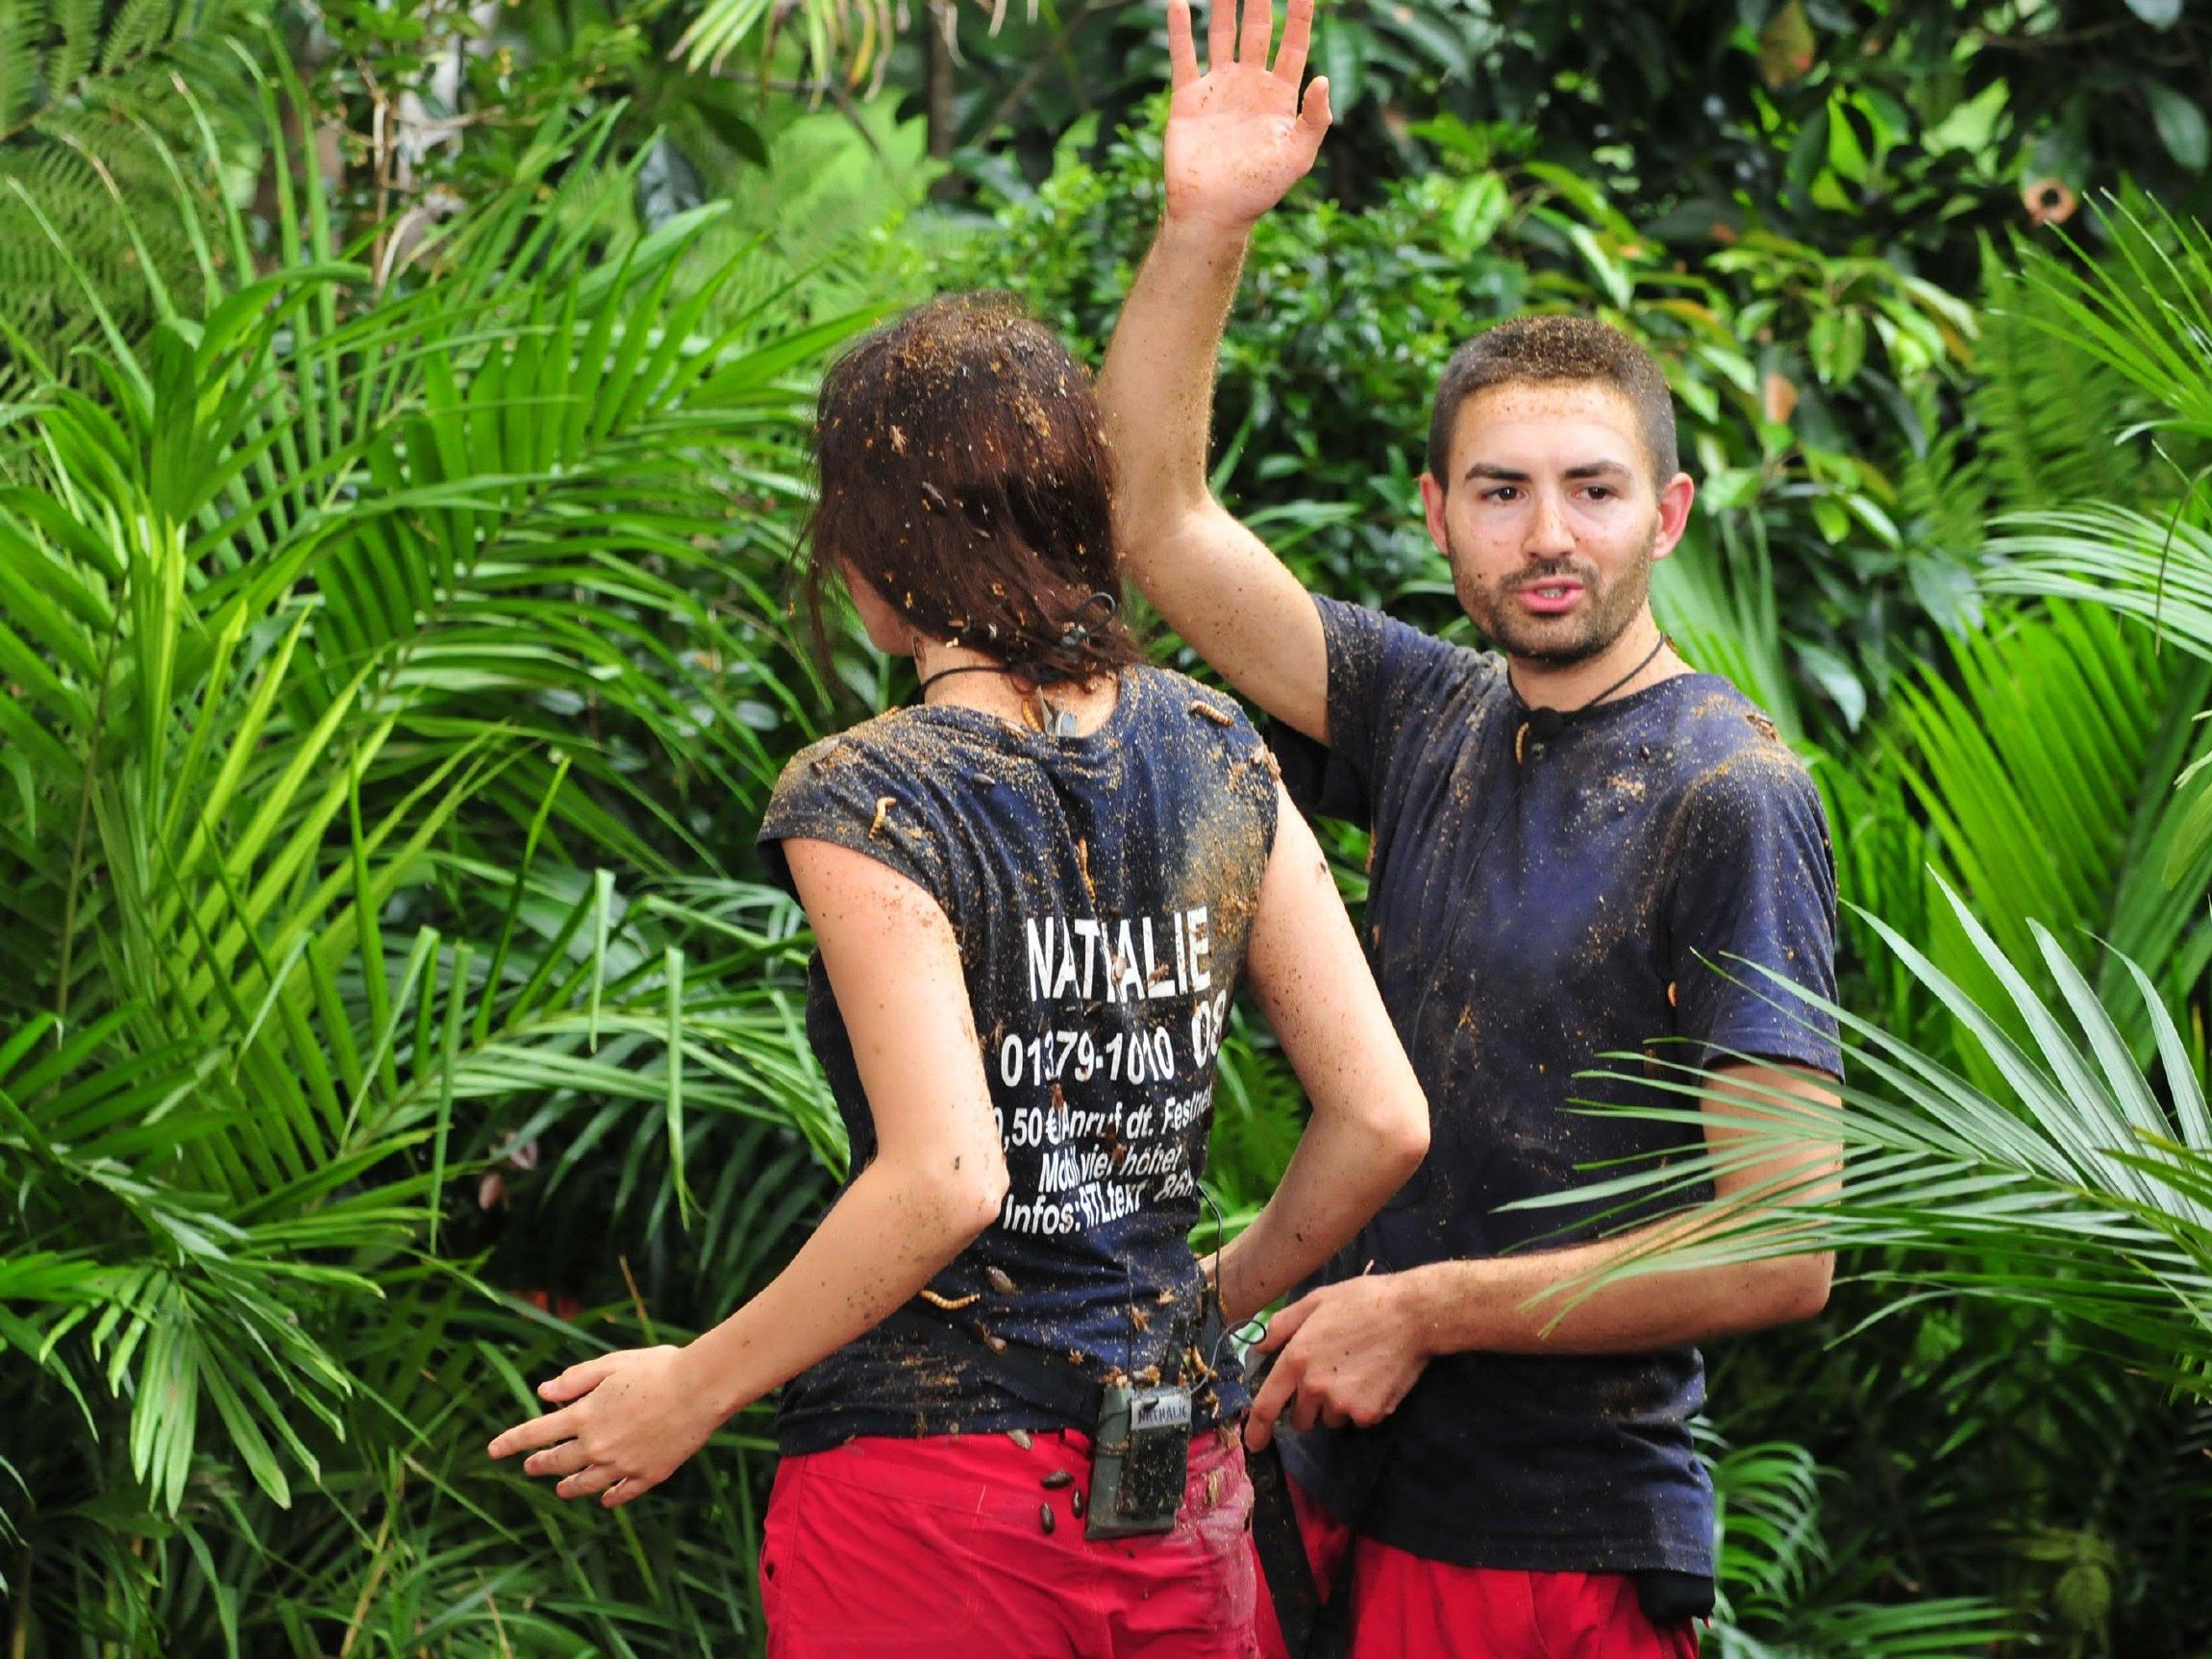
[{"left": 1515, "top": 581, "right": 1586, "bottom": 614}]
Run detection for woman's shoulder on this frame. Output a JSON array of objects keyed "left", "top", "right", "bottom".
[
  {"left": 778, "top": 706, "right": 995, "bottom": 794},
  {"left": 1125, "top": 665, "right": 1283, "bottom": 820},
  {"left": 1132, "top": 664, "right": 1263, "bottom": 741},
  {"left": 761, "top": 711, "right": 971, "bottom": 902},
  {"left": 768, "top": 709, "right": 963, "bottom": 832}
]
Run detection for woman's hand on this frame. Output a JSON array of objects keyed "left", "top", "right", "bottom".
[{"left": 487, "top": 1344, "right": 727, "bottom": 1508}]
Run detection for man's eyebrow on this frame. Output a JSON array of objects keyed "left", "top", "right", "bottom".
[{"left": 1461, "top": 460, "right": 1634, "bottom": 483}]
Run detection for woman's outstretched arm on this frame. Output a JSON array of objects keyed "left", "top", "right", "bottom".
[
  {"left": 487, "top": 838, "right": 1007, "bottom": 1506},
  {"left": 1210, "top": 786, "right": 1429, "bottom": 1327}
]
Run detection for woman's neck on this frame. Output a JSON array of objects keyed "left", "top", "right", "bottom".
[{"left": 912, "top": 640, "right": 1120, "bottom": 736}]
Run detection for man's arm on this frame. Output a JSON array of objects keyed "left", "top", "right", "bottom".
[
  {"left": 1098, "top": 0, "right": 1333, "bottom": 741},
  {"left": 1246, "top": 1061, "right": 1841, "bottom": 1448}
]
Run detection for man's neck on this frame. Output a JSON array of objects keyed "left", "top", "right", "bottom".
[{"left": 1506, "top": 613, "right": 1686, "bottom": 712}]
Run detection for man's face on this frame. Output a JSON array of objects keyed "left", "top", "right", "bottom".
[{"left": 1420, "top": 381, "right": 1694, "bottom": 665}]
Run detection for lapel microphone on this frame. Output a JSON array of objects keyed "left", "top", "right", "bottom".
[{"left": 1510, "top": 633, "right": 1670, "bottom": 764}]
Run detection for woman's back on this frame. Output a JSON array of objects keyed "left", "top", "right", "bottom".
[
  {"left": 492, "top": 288, "right": 1426, "bottom": 1659},
  {"left": 760, "top": 664, "right": 1279, "bottom": 1451}
]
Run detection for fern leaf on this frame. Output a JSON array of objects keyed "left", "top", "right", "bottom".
[
  {"left": 96, "top": 0, "right": 173, "bottom": 75},
  {"left": 1894, "top": 422, "right": 1990, "bottom": 562},
  {"left": 0, "top": 0, "right": 44, "bottom": 136},
  {"left": 47, "top": 0, "right": 101, "bottom": 97}
]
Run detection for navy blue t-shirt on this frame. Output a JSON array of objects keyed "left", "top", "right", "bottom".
[
  {"left": 1273, "top": 596, "right": 1842, "bottom": 1577},
  {"left": 758, "top": 665, "right": 1279, "bottom": 1454}
]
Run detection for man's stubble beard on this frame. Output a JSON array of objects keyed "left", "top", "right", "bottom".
[{"left": 1449, "top": 517, "right": 1659, "bottom": 667}]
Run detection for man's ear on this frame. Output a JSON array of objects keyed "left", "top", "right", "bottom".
[
  {"left": 1420, "top": 472, "right": 1450, "bottom": 558},
  {"left": 1651, "top": 472, "right": 1696, "bottom": 561}
]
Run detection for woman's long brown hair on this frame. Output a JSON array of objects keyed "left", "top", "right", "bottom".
[{"left": 801, "top": 293, "right": 1144, "bottom": 685}]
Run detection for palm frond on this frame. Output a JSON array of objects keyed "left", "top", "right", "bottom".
[
  {"left": 1522, "top": 877, "right": 2212, "bottom": 1379},
  {"left": 1970, "top": 245, "right": 2173, "bottom": 516},
  {"left": 2009, "top": 197, "right": 2212, "bottom": 451},
  {"left": 0, "top": 0, "right": 274, "bottom": 396},
  {"left": 1883, "top": 599, "right": 2212, "bottom": 1067},
  {"left": 0, "top": 69, "right": 869, "bottom": 1649},
  {"left": 670, "top": 0, "right": 1035, "bottom": 84},
  {"left": 1707, "top": 1435, "right": 2009, "bottom": 1657},
  {"left": 1983, "top": 503, "right": 2212, "bottom": 664}
]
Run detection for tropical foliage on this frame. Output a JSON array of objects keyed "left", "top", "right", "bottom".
[
  {"left": 0, "top": 54, "right": 876, "bottom": 1649},
  {"left": 3, "top": 0, "right": 2210, "bottom": 1652},
  {"left": 1560, "top": 197, "right": 2212, "bottom": 1657}
]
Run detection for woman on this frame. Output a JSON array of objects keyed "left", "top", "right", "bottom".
[{"left": 489, "top": 295, "right": 1429, "bottom": 1657}]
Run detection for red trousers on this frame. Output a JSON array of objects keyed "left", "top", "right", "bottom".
[
  {"left": 1255, "top": 1479, "right": 1699, "bottom": 1659},
  {"left": 762, "top": 1427, "right": 1259, "bottom": 1658}
]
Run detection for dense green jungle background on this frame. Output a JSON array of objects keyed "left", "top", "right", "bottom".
[{"left": 2, "top": 0, "right": 2211, "bottom": 1652}]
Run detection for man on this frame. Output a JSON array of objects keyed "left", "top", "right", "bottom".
[{"left": 1096, "top": 2, "right": 1846, "bottom": 1654}]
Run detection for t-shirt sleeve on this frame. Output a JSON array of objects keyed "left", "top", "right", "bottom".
[
  {"left": 1269, "top": 593, "right": 1474, "bottom": 827},
  {"left": 1666, "top": 756, "right": 1844, "bottom": 1077},
  {"left": 757, "top": 731, "right": 954, "bottom": 913}
]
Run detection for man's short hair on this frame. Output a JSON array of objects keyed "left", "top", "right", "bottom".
[{"left": 1426, "top": 316, "right": 1679, "bottom": 491}]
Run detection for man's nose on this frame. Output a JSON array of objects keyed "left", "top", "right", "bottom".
[{"left": 1524, "top": 487, "right": 1574, "bottom": 557}]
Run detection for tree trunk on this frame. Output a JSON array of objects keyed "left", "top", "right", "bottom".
[{"left": 925, "top": 0, "right": 958, "bottom": 198}]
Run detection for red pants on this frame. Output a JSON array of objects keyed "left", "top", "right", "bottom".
[
  {"left": 762, "top": 1427, "right": 1259, "bottom": 1657},
  {"left": 1255, "top": 1479, "right": 1699, "bottom": 1659}
]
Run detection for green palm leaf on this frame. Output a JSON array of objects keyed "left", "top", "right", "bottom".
[
  {"left": 2007, "top": 198, "right": 2212, "bottom": 449},
  {"left": 0, "top": 58, "right": 863, "bottom": 1649},
  {"left": 1880, "top": 600, "right": 2212, "bottom": 1072},
  {"left": 1983, "top": 506, "right": 2212, "bottom": 663},
  {"left": 1523, "top": 877, "right": 2212, "bottom": 1379},
  {"left": 1706, "top": 1434, "right": 2009, "bottom": 1657}
]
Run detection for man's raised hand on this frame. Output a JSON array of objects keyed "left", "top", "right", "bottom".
[{"left": 1165, "top": 0, "right": 1331, "bottom": 234}]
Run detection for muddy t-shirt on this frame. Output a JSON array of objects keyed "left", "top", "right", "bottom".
[
  {"left": 758, "top": 665, "right": 1278, "bottom": 1454},
  {"left": 1271, "top": 595, "right": 1842, "bottom": 1578}
]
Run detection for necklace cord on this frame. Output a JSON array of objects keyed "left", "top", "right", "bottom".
[
  {"left": 1510, "top": 631, "right": 1670, "bottom": 761},
  {"left": 916, "top": 591, "right": 1120, "bottom": 700},
  {"left": 915, "top": 661, "right": 1025, "bottom": 697}
]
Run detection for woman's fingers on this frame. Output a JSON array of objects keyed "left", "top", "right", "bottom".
[
  {"left": 486, "top": 1401, "right": 578, "bottom": 1459},
  {"left": 522, "top": 1439, "right": 593, "bottom": 1479},
  {"left": 1252, "top": 1290, "right": 1317, "bottom": 1353},
  {"left": 604, "top": 1473, "right": 664, "bottom": 1510},
  {"left": 539, "top": 1352, "right": 618, "bottom": 1401},
  {"left": 1298, "top": 76, "right": 1331, "bottom": 145},
  {"left": 559, "top": 1462, "right": 626, "bottom": 1501},
  {"left": 1244, "top": 1350, "right": 1301, "bottom": 1449}
]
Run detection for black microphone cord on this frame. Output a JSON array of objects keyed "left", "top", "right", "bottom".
[{"left": 1508, "top": 631, "right": 1670, "bottom": 764}]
